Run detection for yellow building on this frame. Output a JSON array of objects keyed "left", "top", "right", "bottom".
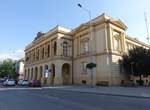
[{"left": 24, "top": 13, "right": 150, "bottom": 86}]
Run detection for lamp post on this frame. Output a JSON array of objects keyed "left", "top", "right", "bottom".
[
  {"left": 77, "top": 3, "right": 95, "bottom": 87},
  {"left": 77, "top": 4, "right": 92, "bottom": 46}
]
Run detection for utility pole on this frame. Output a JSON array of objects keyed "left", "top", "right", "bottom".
[{"left": 144, "top": 12, "right": 150, "bottom": 44}]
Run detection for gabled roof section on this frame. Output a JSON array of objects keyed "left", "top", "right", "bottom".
[
  {"left": 109, "top": 18, "right": 127, "bottom": 30},
  {"left": 72, "top": 23, "right": 89, "bottom": 33},
  {"left": 46, "top": 25, "right": 72, "bottom": 34},
  {"left": 72, "top": 13, "right": 128, "bottom": 34}
]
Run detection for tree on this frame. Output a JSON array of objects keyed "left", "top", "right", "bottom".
[
  {"left": 86, "top": 63, "right": 96, "bottom": 70},
  {"left": 0, "top": 59, "right": 17, "bottom": 78},
  {"left": 122, "top": 47, "right": 150, "bottom": 85}
]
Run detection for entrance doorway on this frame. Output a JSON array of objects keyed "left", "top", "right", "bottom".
[{"left": 62, "top": 63, "right": 70, "bottom": 85}]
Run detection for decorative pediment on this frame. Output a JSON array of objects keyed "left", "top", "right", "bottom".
[
  {"left": 110, "top": 19, "right": 127, "bottom": 30},
  {"left": 74, "top": 23, "right": 89, "bottom": 32}
]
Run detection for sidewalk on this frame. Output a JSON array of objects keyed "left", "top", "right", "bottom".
[{"left": 43, "top": 86, "right": 150, "bottom": 99}]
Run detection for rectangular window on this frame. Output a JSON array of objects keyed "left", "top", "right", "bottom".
[
  {"left": 82, "top": 62, "right": 87, "bottom": 73},
  {"left": 113, "top": 31, "right": 121, "bottom": 51},
  {"left": 114, "top": 37, "right": 121, "bottom": 50},
  {"left": 81, "top": 39, "right": 89, "bottom": 55}
]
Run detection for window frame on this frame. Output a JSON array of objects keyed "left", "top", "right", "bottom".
[{"left": 81, "top": 38, "right": 90, "bottom": 55}]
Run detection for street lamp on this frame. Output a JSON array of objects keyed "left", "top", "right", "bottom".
[
  {"left": 77, "top": 4, "right": 92, "bottom": 46},
  {"left": 77, "top": 3, "right": 95, "bottom": 87}
]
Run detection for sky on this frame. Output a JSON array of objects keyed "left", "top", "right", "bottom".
[{"left": 0, "top": 0, "right": 150, "bottom": 60}]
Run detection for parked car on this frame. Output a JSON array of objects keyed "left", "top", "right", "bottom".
[
  {"left": 18, "top": 79, "right": 24, "bottom": 85},
  {"left": 3, "top": 79, "right": 16, "bottom": 86},
  {"left": 29, "top": 80, "right": 41, "bottom": 87},
  {"left": 2, "top": 79, "right": 8, "bottom": 86},
  {"left": 21, "top": 80, "right": 29, "bottom": 86},
  {"left": 0, "top": 78, "right": 5, "bottom": 83}
]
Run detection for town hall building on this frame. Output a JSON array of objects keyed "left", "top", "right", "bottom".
[{"left": 24, "top": 13, "right": 150, "bottom": 86}]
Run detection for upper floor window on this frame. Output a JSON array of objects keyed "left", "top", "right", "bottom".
[
  {"left": 42, "top": 47, "right": 44, "bottom": 59},
  {"left": 128, "top": 44, "right": 133, "bottom": 50},
  {"left": 63, "top": 41, "right": 69, "bottom": 57},
  {"left": 82, "top": 62, "right": 87, "bottom": 73},
  {"left": 53, "top": 41, "right": 57, "bottom": 56},
  {"left": 33, "top": 50, "right": 35, "bottom": 62},
  {"left": 36, "top": 49, "right": 39, "bottom": 60},
  {"left": 113, "top": 31, "right": 121, "bottom": 51},
  {"left": 126, "top": 43, "right": 136, "bottom": 53},
  {"left": 47, "top": 44, "right": 50, "bottom": 57},
  {"left": 81, "top": 38, "right": 89, "bottom": 55},
  {"left": 29, "top": 51, "right": 32, "bottom": 62},
  {"left": 25, "top": 53, "right": 29, "bottom": 63}
]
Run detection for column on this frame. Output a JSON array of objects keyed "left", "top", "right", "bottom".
[
  {"left": 41, "top": 66, "right": 45, "bottom": 86},
  {"left": 57, "top": 38, "right": 61, "bottom": 56},
  {"left": 121, "top": 33, "right": 126, "bottom": 52},
  {"left": 37, "top": 66, "right": 40, "bottom": 80},
  {"left": 54, "top": 63, "right": 63, "bottom": 85},
  {"left": 31, "top": 68, "right": 34, "bottom": 81},
  {"left": 29, "top": 68, "right": 32, "bottom": 82},
  {"left": 46, "top": 64, "right": 51, "bottom": 85},
  {"left": 107, "top": 23, "right": 113, "bottom": 51},
  {"left": 50, "top": 41, "right": 52, "bottom": 57}
]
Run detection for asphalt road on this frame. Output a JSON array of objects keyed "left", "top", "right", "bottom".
[{"left": 0, "top": 88, "right": 150, "bottom": 110}]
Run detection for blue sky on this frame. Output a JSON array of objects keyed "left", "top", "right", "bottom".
[{"left": 0, "top": 0, "right": 150, "bottom": 60}]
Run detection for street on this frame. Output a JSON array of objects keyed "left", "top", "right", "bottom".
[{"left": 0, "top": 88, "right": 150, "bottom": 110}]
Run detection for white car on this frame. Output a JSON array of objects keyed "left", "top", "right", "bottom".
[
  {"left": 3, "top": 79, "right": 15, "bottom": 86},
  {"left": 18, "top": 80, "right": 24, "bottom": 85},
  {"left": 21, "top": 80, "right": 29, "bottom": 86}
]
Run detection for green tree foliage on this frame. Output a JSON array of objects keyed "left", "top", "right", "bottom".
[
  {"left": 122, "top": 47, "right": 150, "bottom": 85},
  {"left": 0, "top": 59, "right": 17, "bottom": 78},
  {"left": 86, "top": 63, "right": 96, "bottom": 70}
]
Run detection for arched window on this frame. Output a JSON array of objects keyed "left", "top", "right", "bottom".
[
  {"left": 63, "top": 41, "right": 68, "bottom": 57},
  {"left": 47, "top": 44, "right": 50, "bottom": 57},
  {"left": 54, "top": 42, "right": 57, "bottom": 56},
  {"left": 36, "top": 49, "right": 39, "bottom": 60},
  {"left": 42, "top": 47, "right": 44, "bottom": 59},
  {"left": 33, "top": 50, "right": 35, "bottom": 62}
]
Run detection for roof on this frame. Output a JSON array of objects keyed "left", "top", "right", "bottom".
[
  {"left": 126, "top": 35, "right": 150, "bottom": 48},
  {"left": 25, "top": 25, "right": 72, "bottom": 50},
  {"left": 72, "top": 13, "right": 127, "bottom": 33}
]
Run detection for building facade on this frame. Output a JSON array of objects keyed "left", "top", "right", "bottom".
[
  {"left": 15, "top": 58, "right": 25, "bottom": 79},
  {"left": 24, "top": 13, "right": 150, "bottom": 86}
]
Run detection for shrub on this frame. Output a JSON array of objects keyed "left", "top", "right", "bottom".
[{"left": 136, "top": 80, "right": 144, "bottom": 86}]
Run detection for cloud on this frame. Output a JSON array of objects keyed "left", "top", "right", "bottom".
[{"left": 0, "top": 49, "right": 24, "bottom": 61}]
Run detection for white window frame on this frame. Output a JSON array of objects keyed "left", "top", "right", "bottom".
[
  {"left": 81, "top": 38, "right": 89, "bottom": 55},
  {"left": 82, "top": 62, "right": 88, "bottom": 74}
]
